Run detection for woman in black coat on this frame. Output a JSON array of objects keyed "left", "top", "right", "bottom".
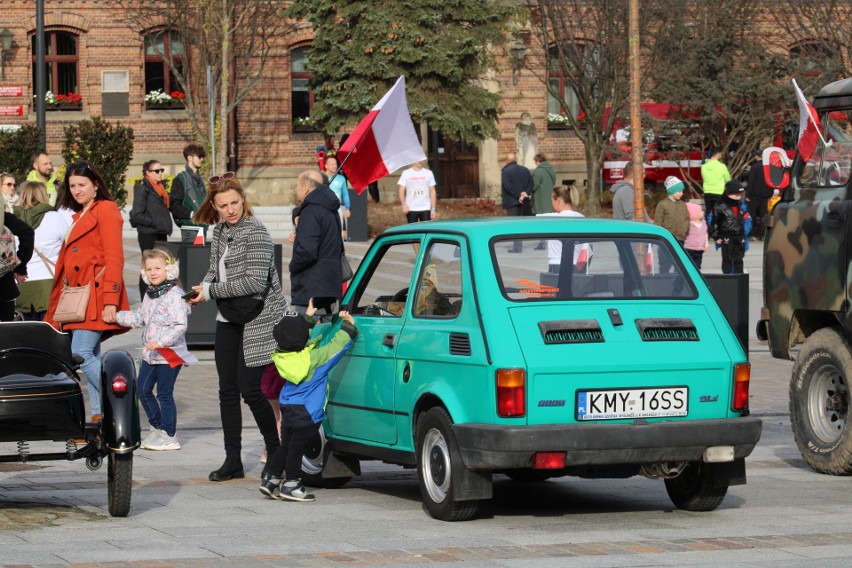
[
  {"left": 0, "top": 212, "right": 34, "bottom": 321},
  {"left": 129, "top": 160, "right": 174, "bottom": 296}
]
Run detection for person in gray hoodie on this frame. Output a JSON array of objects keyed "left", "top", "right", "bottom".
[
  {"left": 611, "top": 161, "right": 651, "bottom": 222},
  {"left": 531, "top": 153, "right": 557, "bottom": 250}
]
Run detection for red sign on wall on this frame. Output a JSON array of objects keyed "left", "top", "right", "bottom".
[
  {"left": 0, "top": 105, "right": 24, "bottom": 117},
  {"left": 0, "top": 87, "right": 23, "bottom": 97}
]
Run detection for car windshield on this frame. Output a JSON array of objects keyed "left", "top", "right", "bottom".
[{"left": 492, "top": 236, "right": 696, "bottom": 301}]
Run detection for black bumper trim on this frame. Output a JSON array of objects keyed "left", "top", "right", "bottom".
[{"left": 453, "top": 417, "right": 762, "bottom": 470}]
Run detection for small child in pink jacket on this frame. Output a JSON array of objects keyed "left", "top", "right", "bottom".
[
  {"left": 116, "top": 249, "right": 197, "bottom": 451},
  {"left": 683, "top": 202, "right": 708, "bottom": 270}
]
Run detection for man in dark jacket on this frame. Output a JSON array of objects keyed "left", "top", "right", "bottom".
[
  {"left": 290, "top": 169, "right": 342, "bottom": 314},
  {"left": 746, "top": 151, "right": 773, "bottom": 240},
  {"left": 169, "top": 143, "right": 207, "bottom": 228},
  {"left": 501, "top": 151, "right": 533, "bottom": 253}
]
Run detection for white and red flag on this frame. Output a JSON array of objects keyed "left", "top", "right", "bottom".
[
  {"left": 336, "top": 76, "right": 427, "bottom": 192},
  {"left": 792, "top": 79, "right": 824, "bottom": 164},
  {"left": 156, "top": 346, "right": 198, "bottom": 368}
]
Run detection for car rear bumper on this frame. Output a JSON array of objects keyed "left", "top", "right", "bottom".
[{"left": 453, "top": 417, "right": 762, "bottom": 470}]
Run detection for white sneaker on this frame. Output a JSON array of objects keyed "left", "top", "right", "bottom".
[
  {"left": 146, "top": 434, "right": 181, "bottom": 451},
  {"left": 141, "top": 428, "right": 166, "bottom": 449}
]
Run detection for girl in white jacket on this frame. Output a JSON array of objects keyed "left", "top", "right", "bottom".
[{"left": 115, "top": 249, "right": 197, "bottom": 451}]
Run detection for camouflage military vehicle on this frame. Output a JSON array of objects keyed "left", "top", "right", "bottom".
[{"left": 757, "top": 78, "right": 852, "bottom": 474}]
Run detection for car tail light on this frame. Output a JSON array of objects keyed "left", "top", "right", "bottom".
[
  {"left": 533, "top": 452, "right": 566, "bottom": 469},
  {"left": 112, "top": 374, "right": 129, "bottom": 397},
  {"left": 496, "top": 369, "right": 525, "bottom": 417},
  {"left": 732, "top": 363, "right": 750, "bottom": 411}
]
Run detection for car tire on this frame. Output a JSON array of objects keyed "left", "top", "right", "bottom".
[
  {"left": 664, "top": 461, "right": 727, "bottom": 512},
  {"left": 415, "top": 407, "right": 479, "bottom": 522},
  {"left": 790, "top": 327, "right": 852, "bottom": 475},
  {"left": 107, "top": 452, "right": 133, "bottom": 517},
  {"left": 301, "top": 424, "right": 352, "bottom": 489}
]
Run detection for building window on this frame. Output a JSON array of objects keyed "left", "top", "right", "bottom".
[
  {"left": 144, "top": 30, "right": 185, "bottom": 108},
  {"left": 31, "top": 31, "right": 80, "bottom": 107},
  {"left": 546, "top": 43, "right": 601, "bottom": 129},
  {"left": 291, "top": 46, "right": 316, "bottom": 130},
  {"left": 789, "top": 40, "right": 834, "bottom": 77}
]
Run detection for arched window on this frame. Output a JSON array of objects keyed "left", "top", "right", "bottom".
[
  {"left": 291, "top": 46, "right": 316, "bottom": 130},
  {"left": 32, "top": 31, "right": 79, "bottom": 99},
  {"left": 144, "top": 29, "right": 185, "bottom": 104},
  {"left": 790, "top": 40, "right": 834, "bottom": 77}
]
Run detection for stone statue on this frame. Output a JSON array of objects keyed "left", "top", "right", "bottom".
[{"left": 515, "top": 112, "right": 538, "bottom": 169}]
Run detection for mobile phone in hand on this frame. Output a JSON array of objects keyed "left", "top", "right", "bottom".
[{"left": 182, "top": 290, "right": 199, "bottom": 300}]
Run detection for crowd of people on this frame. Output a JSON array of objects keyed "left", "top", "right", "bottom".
[
  {"left": 0, "top": 137, "right": 772, "bottom": 501},
  {"left": 0, "top": 145, "right": 359, "bottom": 504}
]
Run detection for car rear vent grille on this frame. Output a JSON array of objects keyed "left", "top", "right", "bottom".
[
  {"left": 449, "top": 333, "right": 472, "bottom": 356},
  {"left": 538, "top": 320, "right": 604, "bottom": 344},
  {"left": 636, "top": 318, "right": 699, "bottom": 341}
]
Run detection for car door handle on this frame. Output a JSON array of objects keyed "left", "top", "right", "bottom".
[{"left": 382, "top": 333, "right": 396, "bottom": 348}]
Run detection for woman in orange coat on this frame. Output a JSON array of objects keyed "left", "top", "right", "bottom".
[{"left": 44, "top": 162, "right": 130, "bottom": 422}]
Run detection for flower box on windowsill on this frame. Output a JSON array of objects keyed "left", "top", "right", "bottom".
[
  {"left": 46, "top": 103, "right": 83, "bottom": 111},
  {"left": 293, "top": 125, "right": 321, "bottom": 133},
  {"left": 146, "top": 101, "right": 185, "bottom": 111},
  {"left": 547, "top": 121, "right": 570, "bottom": 130}
]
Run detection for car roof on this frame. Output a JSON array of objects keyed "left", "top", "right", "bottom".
[{"left": 381, "top": 217, "right": 675, "bottom": 240}]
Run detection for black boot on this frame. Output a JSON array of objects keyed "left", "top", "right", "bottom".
[{"left": 209, "top": 454, "right": 244, "bottom": 482}]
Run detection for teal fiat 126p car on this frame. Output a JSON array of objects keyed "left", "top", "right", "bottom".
[{"left": 303, "top": 217, "right": 762, "bottom": 521}]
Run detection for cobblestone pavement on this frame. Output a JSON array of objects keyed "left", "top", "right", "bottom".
[{"left": 6, "top": 236, "right": 851, "bottom": 567}]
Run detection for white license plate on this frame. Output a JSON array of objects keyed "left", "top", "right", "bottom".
[{"left": 577, "top": 387, "right": 688, "bottom": 420}]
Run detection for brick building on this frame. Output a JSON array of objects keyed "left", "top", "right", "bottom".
[{"left": 0, "top": 1, "right": 587, "bottom": 205}]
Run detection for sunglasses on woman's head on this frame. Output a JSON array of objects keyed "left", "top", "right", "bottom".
[
  {"left": 149, "top": 168, "right": 165, "bottom": 174},
  {"left": 208, "top": 171, "right": 235, "bottom": 185}
]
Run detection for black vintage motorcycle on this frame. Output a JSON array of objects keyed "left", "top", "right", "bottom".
[{"left": 0, "top": 321, "right": 140, "bottom": 517}]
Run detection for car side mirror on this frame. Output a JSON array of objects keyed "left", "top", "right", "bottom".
[{"left": 762, "top": 146, "right": 792, "bottom": 190}]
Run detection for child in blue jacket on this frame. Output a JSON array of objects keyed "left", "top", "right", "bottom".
[{"left": 260, "top": 299, "right": 358, "bottom": 502}]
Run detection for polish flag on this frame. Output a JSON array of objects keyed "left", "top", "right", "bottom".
[
  {"left": 793, "top": 79, "right": 822, "bottom": 164},
  {"left": 193, "top": 226, "right": 204, "bottom": 246},
  {"left": 156, "top": 346, "right": 199, "bottom": 368},
  {"left": 336, "top": 76, "right": 427, "bottom": 192}
]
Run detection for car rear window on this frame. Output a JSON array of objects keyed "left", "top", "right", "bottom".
[{"left": 492, "top": 236, "right": 696, "bottom": 301}]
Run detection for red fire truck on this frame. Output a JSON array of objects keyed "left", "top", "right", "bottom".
[{"left": 602, "top": 104, "right": 706, "bottom": 189}]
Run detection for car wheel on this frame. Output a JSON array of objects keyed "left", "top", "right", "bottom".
[
  {"left": 415, "top": 407, "right": 479, "bottom": 522},
  {"left": 107, "top": 452, "right": 133, "bottom": 517},
  {"left": 301, "top": 424, "right": 352, "bottom": 489},
  {"left": 790, "top": 327, "right": 852, "bottom": 474},
  {"left": 664, "top": 461, "right": 727, "bottom": 511}
]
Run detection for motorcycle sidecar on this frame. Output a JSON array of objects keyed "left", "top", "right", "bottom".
[{"left": 0, "top": 321, "right": 141, "bottom": 517}]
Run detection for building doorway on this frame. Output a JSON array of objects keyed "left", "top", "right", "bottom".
[{"left": 427, "top": 129, "right": 480, "bottom": 198}]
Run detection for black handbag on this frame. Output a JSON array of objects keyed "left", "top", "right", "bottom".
[
  {"left": 334, "top": 213, "right": 354, "bottom": 282},
  {"left": 216, "top": 278, "right": 272, "bottom": 325}
]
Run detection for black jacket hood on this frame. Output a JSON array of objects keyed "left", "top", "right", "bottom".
[{"left": 302, "top": 184, "right": 341, "bottom": 212}]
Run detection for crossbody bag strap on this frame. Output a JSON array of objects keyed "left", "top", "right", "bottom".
[{"left": 33, "top": 246, "right": 55, "bottom": 277}]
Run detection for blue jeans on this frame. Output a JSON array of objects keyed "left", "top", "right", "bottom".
[
  {"left": 137, "top": 361, "right": 182, "bottom": 436},
  {"left": 71, "top": 329, "right": 103, "bottom": 417}
]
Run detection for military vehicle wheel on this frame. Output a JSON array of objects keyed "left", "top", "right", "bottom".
[
  {"left": 107, "top": 453, "right": 133, "bottom": 517},
  {"left": 664, "top": 461, "right": 728, "bottom": 511},
  {"left": 790, "top": 328, "right": 852, "bottom": 474},
  {"left": 416, "top": 407, "right": 479, "bottom": 521}
]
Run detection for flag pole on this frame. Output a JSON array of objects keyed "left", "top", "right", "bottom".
[{"left": 329, "top": 145, "right": 357, "bottom": 185}]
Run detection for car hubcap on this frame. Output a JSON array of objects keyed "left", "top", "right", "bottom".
[
  {"left": 300, "top": 425, "right": 326, "bottom": 475},
  {"left": 422, "top": 428, "right": 450, "bottom": 503},
  {"left": 808, "top": 363, "right": 849, "bottom": 443}
]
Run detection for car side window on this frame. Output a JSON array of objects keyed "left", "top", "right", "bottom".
[
  {"left": 413, "top": 241, "right": 463, "bottom": 318},
  {"left": 796, "top": 111, "right": 852, "bottom": 190},
  {"left": 351, "top": 242, "right": 419, "bottom": 317}
]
